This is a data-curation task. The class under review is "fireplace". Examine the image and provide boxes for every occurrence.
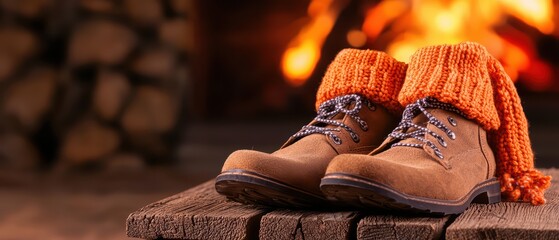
[0,0,558,171]
[196,0,559,121]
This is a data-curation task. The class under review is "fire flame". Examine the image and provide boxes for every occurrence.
[368,0,555,88]
[282,40,320,84]
[281,0,555,90]
[500,0,554,34]
[281,0,348,87]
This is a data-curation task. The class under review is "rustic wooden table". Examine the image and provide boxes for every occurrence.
[127,168,559,240]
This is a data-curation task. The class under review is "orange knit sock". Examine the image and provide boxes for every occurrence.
[315,49,407,113]
[400,42,551,205]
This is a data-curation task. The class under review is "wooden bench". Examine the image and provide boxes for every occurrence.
[127,169,559,240]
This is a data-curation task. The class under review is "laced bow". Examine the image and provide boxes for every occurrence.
[292,94,372,144]
[389,97,464,160]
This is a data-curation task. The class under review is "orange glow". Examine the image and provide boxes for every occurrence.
[502,41,530,72]
[281,40,320,86]
[281,0,348,86]
[384,0,498,62]
[387,38,422,63]
[362,1,408,39]
[500,0,554,34]
[361,0,555,83]
[283,0,555,87]
[500,42,530,82]
[346,29,367,48]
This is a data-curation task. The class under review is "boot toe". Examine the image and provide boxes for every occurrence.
[221,149,323,195]
[324,153,461,200]
[325,154,406,187]
[222,149,277,173]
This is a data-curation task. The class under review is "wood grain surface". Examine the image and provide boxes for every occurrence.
[127,180,269,240]
[357,214,450,240]
[127,169,559,240]
[259,210,360,240]
[446,168,559,240]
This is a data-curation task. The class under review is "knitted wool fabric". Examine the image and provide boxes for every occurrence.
[400,42,551,205]
[315,49,407,113]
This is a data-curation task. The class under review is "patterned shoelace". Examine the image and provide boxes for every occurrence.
[389,97,465,159]
[291,94,372,145]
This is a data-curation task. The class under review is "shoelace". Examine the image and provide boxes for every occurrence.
[291,94,372,145]
[389,97,465,159]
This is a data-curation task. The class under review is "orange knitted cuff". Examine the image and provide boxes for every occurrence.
[400,42,551,205]
[315,49,407,114]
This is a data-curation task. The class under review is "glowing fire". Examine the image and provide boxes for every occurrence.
[369,0,555,88]
[281,0,348,87]
[282,40,320,84]
[500,0,554,34]
[281,0,556,90]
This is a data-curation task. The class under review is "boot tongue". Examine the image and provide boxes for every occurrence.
[283,101,356,148]
[394,109,430,145]
[332,102,356,120]
[412,112,429,128]
[315,102,355,128]
[329,111,346,121]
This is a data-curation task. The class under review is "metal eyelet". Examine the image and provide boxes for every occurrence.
[360,121,368,131]
[350,132,360,143]
[448,116,457,126]
[438,138,447,147]
[447,131,456,140]
[331,135,342,145]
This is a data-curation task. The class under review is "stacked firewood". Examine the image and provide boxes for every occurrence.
[0,0,195,171]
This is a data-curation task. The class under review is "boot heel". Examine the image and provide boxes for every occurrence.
[472,180,501,204]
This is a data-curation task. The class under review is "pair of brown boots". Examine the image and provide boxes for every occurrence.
[215,42,550,215]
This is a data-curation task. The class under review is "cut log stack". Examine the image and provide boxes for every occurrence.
[0,0,196,171]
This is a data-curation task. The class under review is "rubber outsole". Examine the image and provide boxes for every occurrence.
[215,169,329,209]
[320,173,501,215]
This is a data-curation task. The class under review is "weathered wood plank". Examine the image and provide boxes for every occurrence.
[126,180,269,240]
[127,168,559,240]
[446,168,559,240]
[259,210,360,240]
[259,210,303,240]
[357,214,450,240]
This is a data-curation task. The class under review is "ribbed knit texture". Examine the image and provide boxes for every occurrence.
[400,42,551,205]
[315,49,407,114]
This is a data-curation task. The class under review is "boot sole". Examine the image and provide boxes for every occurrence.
[215,169,328,208]
[320,173,501,215]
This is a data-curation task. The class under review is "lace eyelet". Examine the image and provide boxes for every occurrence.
[448,131,456,140]
[448,116,457,126]
[292,94,367,144]
[438,138,447,147]
[350,133,360,143]
[331,135,342,145]
[360,122,368,131]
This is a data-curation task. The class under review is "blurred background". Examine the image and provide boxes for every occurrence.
[0,0,558,239]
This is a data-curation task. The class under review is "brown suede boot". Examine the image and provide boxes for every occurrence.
[321,97,501,214]
[321,42,551,214]
[215,49,407,208]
